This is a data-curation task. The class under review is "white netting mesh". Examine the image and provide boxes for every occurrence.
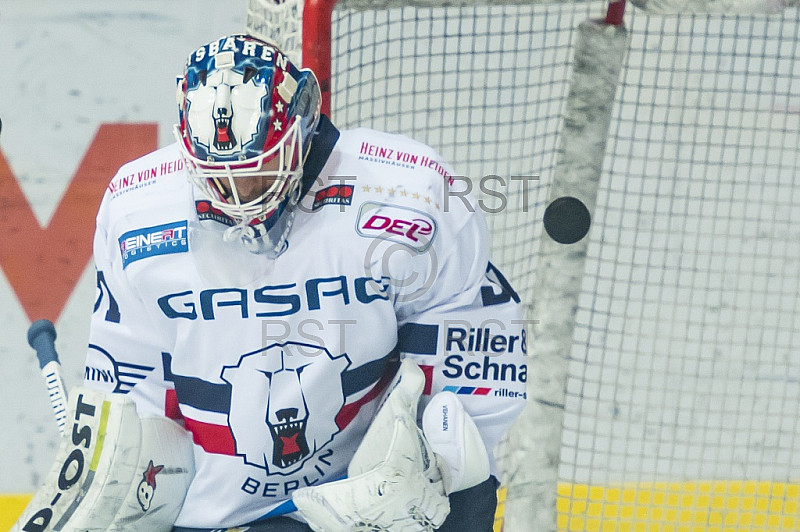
[247,0,304,65]
[327,4,800,530]
[248,0,800,528]
[329,4,591,307]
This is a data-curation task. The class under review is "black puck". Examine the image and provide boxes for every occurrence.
[543,196,591,244]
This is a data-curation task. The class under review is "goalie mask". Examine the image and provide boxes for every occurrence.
[175,34,321,227]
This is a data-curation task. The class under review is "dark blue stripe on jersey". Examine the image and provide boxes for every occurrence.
[302,114,340,195]
[398,323,439,355]
[162,353,231,414]
[481,261,521,306]
[340,347,399,398]
[175,379,231,414]
[162,352,175,380]
[162,348,399,415]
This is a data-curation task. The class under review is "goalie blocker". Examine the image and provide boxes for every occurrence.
[12,387,194,532]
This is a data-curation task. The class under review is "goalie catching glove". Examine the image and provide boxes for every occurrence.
[292,359,490,531]
[12,387,194,532]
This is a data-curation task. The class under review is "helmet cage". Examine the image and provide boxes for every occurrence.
[175,116,304,223]
[175,34,320,225]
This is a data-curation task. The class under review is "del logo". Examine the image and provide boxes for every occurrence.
[119,221,188,268]
[222,342,350,476]
[312,184,354,210]
[356,202,437,252]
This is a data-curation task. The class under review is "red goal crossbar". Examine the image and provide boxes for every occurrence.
[302,0,337,116]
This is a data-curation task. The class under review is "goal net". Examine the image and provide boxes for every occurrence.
[248,0,800,530]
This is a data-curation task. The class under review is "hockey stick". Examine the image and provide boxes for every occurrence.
[27,319,69,436]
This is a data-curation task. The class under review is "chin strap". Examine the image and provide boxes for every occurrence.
[223,206,295,258]
[203,115,340,258]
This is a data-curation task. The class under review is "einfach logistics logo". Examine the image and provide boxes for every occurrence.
[119,221,188,268]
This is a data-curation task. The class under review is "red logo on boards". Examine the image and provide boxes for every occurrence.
[0,124,157,322]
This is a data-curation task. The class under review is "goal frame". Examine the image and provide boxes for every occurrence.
[246,0,800,529]
[303,0,337,115]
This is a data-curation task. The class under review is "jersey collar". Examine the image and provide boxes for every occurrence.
[299,114,340,197]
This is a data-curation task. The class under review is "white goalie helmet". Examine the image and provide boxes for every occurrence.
[174,34,321,225]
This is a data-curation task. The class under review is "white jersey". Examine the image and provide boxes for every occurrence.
[85,118,527,528]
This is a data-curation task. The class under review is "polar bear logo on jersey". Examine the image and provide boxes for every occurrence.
[222,342,350,475]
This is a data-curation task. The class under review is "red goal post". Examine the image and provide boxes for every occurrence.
[248,0,800,530]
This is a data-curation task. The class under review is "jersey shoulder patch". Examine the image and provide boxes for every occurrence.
[332,129,476,232]
[354,200,438,252]
[338,128,455,187]
[106,143,188,204]
[97,143,194,272]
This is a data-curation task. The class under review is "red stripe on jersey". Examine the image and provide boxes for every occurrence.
[335,367,395,430]
[164,389,183,421]
[418,365,434,395]
[183,417,237,455]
